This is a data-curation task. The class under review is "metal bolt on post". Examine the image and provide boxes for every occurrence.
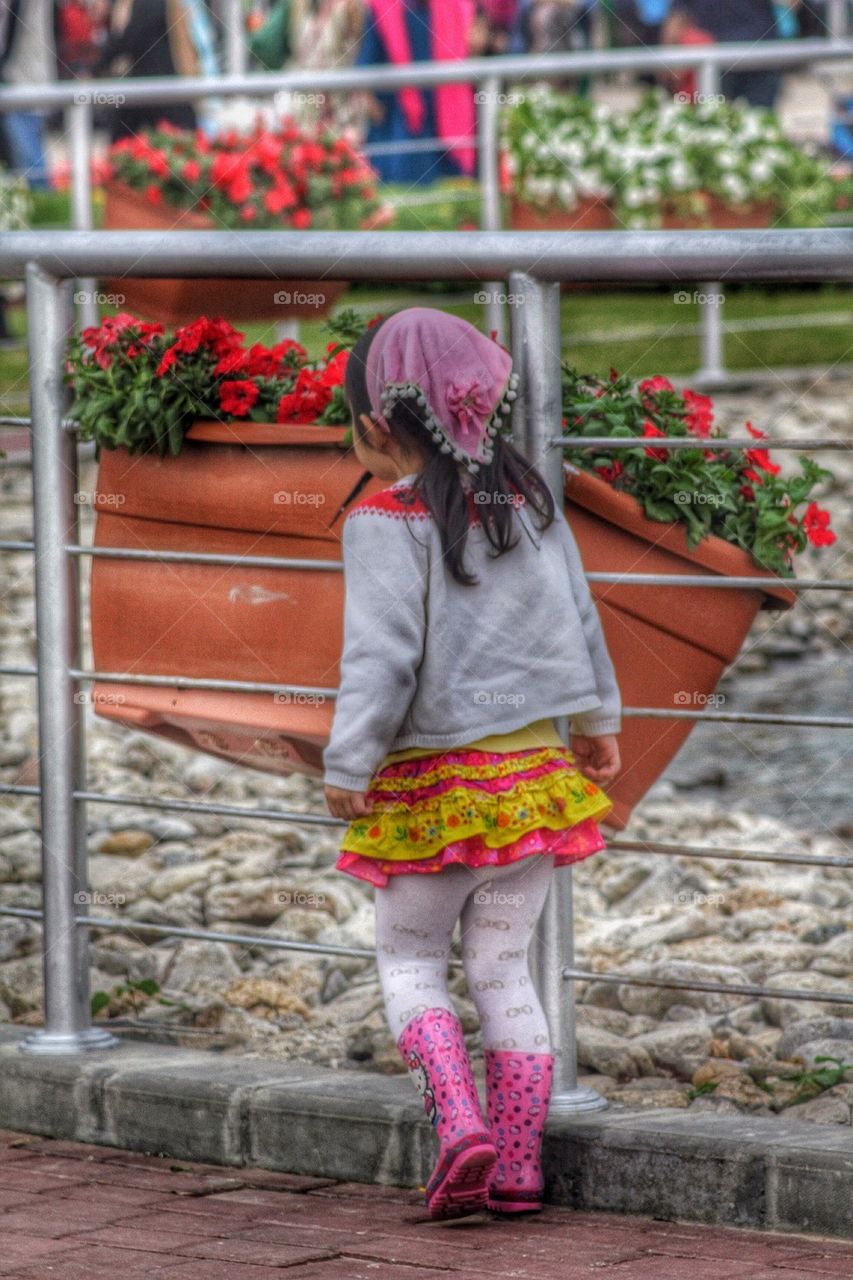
[18,266,119,1054]
[509,271,606,1114]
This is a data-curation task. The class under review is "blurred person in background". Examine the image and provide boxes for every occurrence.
[606,0,670,50]
[95,0,216,140]
[510,0,595,54]
[0,0,57,189]
[355,0,477,185]
[56,0,108,76]
[472,0,519,55]
[249,0,364,129]
[662,0,782,108]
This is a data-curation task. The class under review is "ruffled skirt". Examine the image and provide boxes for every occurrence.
[335,744,613,887]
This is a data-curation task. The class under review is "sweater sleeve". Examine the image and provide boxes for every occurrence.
[555,508,622,737]
[322,509,428,791]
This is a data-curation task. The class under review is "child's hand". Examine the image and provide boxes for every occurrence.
[325,785,373,820]
[570,733,621,785]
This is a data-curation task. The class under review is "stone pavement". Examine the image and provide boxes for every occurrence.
[1,1129,852,1280]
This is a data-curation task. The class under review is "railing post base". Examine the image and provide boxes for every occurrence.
[18,1026,122,1055]
[548,1085,609,1116]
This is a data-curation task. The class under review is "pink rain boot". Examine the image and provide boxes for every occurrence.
[484,1050,554,1212]
[397,1007,497,1220]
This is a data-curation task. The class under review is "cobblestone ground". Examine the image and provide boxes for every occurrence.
[0,1129,851,1280]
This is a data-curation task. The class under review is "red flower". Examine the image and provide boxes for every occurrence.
[739,484,755,502]
[742,467,762,484]
[745,446,780,475]
[219,379,259,417]
[682,388,714,438]
[276,368,333,422]
[146,149,169,178]
[263,187,293,214]
[745,421,767,439]
[182,159,201,182]
[144,184,163,205]
[642,420,669,462]
[240,203,257,221]
[639,374,674,398]
[214,350,250,376]
[802,501,836,547]
[81,313,152,369]
[291,208,312,229]
[156,316,243,375]
[244,339,305,377]
[174,316,243,357]
[595,459,624,484]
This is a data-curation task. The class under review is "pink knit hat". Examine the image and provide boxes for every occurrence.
[364,308,518,473]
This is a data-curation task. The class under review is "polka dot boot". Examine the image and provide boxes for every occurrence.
[484,1049,554,1212]
[397,1007,497,1220]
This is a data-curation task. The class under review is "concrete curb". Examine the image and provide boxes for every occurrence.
[1,1026,850,1239]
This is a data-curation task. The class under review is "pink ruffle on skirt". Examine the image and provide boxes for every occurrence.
[336,814,607,887]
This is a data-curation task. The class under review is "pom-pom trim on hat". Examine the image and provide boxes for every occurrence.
[377,370,520,474]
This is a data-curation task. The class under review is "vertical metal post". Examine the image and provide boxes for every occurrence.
[477,73,506,344]
[66,99,98,333]
[508,271,606,1114]
[19,265,119,1055]
[695,59,726,387]
[225,0,247,75]
[827,0,847,37]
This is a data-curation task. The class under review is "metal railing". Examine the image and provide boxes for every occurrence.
[0,229,851,1117]
[1,37,852,373]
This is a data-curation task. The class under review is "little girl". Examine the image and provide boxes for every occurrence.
[323,307,621,1221]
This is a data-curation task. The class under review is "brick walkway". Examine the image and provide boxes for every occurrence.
[0,1129,851,1279]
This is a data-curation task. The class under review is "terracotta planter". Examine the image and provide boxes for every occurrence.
[90,439,797,829]
[90,422,383,777]
[661,193,776,230]
[101,180,352,325]
[510,195,615,232]
[562,464,796,829]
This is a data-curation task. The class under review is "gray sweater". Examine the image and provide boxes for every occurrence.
[322,475,622,792]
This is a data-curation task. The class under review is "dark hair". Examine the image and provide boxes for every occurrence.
[344,316,555,587]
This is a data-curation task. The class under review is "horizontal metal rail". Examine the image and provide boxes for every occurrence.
[3,229,853,282]
[0,786,847,867]
[0,908,379,963]
[7,422,851,453]
[69,545,344,572]
[558,437,853,451]
[563,966,853,1006]
[0,782,848,867]
[0,40,847,111]
[2,904,849,1001]
[68,668,337,698]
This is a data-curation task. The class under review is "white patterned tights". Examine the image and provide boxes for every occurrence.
[374,855,555,1052]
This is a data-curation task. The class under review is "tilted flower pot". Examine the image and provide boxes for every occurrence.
[562,464,796,829]
[101,180,358,325]
[90,422,383,776]
[90,440,795,829]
